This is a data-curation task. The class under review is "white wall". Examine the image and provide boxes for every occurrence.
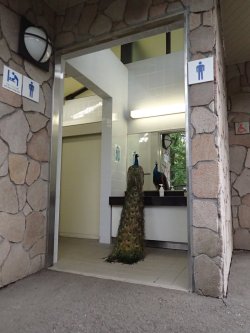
[67,50,128,243]
[126,51,185,190]
[63,95,102,126]
[67,50,128,196]
[127,51,185,134]
[127,51,184,112]
[112,206,188,244]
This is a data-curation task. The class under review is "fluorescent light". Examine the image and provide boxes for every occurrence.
[139,133,149,143]
[130,103,185,119]
[71,101,102,120]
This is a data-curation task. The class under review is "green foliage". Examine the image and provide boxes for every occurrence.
[169,132,186,188]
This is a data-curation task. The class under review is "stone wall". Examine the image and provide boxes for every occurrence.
[55,0,186,53]
[189,0,232,297]
[0,0,55,287]
[227,62,250,250]
[0,0,234,298]
[214,3,232,293]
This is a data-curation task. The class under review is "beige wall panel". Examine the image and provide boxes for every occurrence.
[59,134,101,239]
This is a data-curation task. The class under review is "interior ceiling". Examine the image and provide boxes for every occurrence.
[64,33,170,99]
[64,77,84,98]
[220,0,250,65]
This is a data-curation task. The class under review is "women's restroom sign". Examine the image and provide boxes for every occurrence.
[188,57,214,85]
[235,122,250,135]
[2,65,39,103]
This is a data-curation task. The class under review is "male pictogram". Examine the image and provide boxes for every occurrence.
[29,81,34,98]
[196,61,205,80]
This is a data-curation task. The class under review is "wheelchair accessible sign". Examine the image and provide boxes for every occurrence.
[188,57,214,85]
[2,65,39,103]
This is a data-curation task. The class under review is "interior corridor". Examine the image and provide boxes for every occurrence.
[51,237,188,291]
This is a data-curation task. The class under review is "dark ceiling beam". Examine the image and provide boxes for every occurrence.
[121,42,133,64]
[166,32,171,54]
[65,87,88,100]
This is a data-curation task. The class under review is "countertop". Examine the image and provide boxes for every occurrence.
[109,191,187,207]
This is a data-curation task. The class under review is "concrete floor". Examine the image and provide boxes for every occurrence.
[51,237,188,291]
[0,251,249,332]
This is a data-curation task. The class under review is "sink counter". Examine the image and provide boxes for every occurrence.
[109,191,187,207]
[109,191,188,248]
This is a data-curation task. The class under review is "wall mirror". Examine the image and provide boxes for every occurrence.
[127,131,186,191]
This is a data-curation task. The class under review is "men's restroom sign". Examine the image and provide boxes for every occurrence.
[114,144,121,162]
[188,57,214,85]
[2,66,22,95]
[22,75,39,102]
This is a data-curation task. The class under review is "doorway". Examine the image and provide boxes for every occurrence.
[50,20,191,292]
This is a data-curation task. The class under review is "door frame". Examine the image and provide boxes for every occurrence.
[47,11,194,292]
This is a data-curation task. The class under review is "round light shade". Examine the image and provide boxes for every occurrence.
[24,26,52,63]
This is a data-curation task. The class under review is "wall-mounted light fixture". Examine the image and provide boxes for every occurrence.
[130,103,185,119]
[18,17,52,71]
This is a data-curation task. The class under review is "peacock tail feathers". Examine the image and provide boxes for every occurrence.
[107,154,145,264]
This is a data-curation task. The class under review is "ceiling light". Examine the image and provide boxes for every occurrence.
[130,103,185,119]
[139,137,149,143]
[139,133,149,143]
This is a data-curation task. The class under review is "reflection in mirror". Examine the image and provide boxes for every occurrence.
[161,132,186,190]
[127,131,186,191]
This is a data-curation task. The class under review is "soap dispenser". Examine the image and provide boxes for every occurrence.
[159,184,164,197]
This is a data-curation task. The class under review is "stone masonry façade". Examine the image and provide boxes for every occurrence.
[227,62,250,250]
[0,0,234,298]
[55,0,186,53]
[189,0,232,297]
[0,0,55,287]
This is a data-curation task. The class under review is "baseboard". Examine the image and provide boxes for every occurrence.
[59,232,99,240]
[111,237,188,250]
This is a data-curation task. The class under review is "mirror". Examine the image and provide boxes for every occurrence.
[127,131,186,191]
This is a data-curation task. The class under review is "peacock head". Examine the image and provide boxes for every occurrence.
[134,153,139,166]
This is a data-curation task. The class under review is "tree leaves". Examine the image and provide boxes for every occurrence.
[169,132,186,188]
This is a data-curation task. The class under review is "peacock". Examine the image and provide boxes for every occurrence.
[153,162,169,190]
[106,153,145,264]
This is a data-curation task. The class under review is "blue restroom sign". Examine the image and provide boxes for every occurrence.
[22,75,39,103]
[114,144,121,162]
[2,66,22,95]
[188,57,214,85]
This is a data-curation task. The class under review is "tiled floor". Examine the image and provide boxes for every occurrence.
[51,237,189,291]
